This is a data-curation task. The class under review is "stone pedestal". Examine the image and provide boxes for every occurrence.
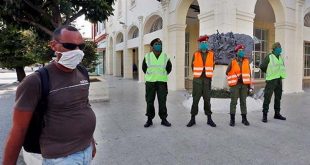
[212,65,228,89]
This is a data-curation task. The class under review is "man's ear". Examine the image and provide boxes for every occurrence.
[49,40,57,51]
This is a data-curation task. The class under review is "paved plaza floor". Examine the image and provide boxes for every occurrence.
[90,76,310,165]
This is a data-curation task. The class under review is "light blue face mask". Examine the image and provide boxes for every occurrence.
[237,50,245,58]
[199,42,208,52]
[274,47,282,55]
[153,43,162,52]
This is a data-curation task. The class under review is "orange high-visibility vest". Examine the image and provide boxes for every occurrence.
[227,58,251,87]
[192,51,214,78]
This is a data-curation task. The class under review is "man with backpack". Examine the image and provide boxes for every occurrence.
[3,25,96,165]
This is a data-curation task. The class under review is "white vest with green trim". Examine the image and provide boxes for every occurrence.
[266,53,286,80]
[144,52,169,82]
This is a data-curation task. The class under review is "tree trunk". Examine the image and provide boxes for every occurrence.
[16,67,26,82]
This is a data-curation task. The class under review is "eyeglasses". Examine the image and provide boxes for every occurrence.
[56,41,85,50]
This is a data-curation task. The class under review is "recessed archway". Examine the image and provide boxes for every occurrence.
[128,26,139,39]
[184,0,200,90]
[144,15,163,35]
[116,32,124,44]
[253,0,276,80]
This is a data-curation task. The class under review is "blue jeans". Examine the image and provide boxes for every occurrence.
[43,145,92,165]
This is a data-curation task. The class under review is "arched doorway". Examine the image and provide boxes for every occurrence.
[128,25,139,80]
[253,0,276,81]
[143,14,163,56]
[185,0,199,90]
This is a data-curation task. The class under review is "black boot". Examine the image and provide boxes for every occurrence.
[229,114,235,127]
[187,116,196,127]
[241,114,250,126]
[262,112,268,123]
[274,113,286,120]
[144,118,153,127]
[207,115,216,127]
[161,118,171,127]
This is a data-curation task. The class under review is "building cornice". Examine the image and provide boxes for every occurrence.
[297,0,305,6]
[275,22,297,30]
[161,0,170,10]
[236,9,255,23]
[168,24,186,31]
[198,10,215,22]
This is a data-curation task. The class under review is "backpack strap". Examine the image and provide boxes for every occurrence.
[77,64,90,83]
[36,67,50,102]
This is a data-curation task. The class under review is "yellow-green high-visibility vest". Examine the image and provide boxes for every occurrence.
[266,53,286,81]
[144,52,169,82]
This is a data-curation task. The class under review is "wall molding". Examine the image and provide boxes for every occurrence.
[236,9,255,23]
[168,24,186,31]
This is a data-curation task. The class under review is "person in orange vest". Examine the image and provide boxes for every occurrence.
[226,44,251,126]
[186,35,216,127]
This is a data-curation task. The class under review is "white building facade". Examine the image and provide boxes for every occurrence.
[95,0,310,93]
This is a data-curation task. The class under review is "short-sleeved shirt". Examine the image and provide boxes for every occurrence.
[14,62,96,159]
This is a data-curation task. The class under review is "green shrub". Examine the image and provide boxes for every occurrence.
[210,89,231,98]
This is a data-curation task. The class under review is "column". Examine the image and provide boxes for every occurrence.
[168,24,187,90]
[112,31,117,76]
[161,0,170,53]
[106,37,113,75]
[275,21,302,93]
[138,16,144,82]
[123,24,133,79]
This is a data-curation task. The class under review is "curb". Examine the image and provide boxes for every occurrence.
[89,97,109,103]
[0,82,19,91]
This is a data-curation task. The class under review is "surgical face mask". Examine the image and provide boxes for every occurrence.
[237,50,245,58]
[153,43,162,52]
[199,42,208,52]
[274,47,282,55]
[57,49,84,69]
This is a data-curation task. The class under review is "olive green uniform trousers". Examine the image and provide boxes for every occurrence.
[230,83,248,115]
[263,78,283,114]
[145,81,168,119]
[191,77,212,116]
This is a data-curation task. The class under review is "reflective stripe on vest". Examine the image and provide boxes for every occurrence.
[192,51,214,78]
[266,54,286,81]
[226,58,251,87]
[144,52,168,82]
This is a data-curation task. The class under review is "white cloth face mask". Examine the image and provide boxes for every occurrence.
[57,50,84,69]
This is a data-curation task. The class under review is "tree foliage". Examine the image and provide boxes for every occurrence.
[0,0,114,39]
[0,23,36,69]
[81,40,99,72]
[0,22,39,81]
[0,0,113,80]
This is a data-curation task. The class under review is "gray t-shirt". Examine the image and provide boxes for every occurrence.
[14,62,96,158]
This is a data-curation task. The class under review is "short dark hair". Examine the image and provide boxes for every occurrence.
[52,25,79,40]
[272,42,281,50]
[150,38,161,47]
